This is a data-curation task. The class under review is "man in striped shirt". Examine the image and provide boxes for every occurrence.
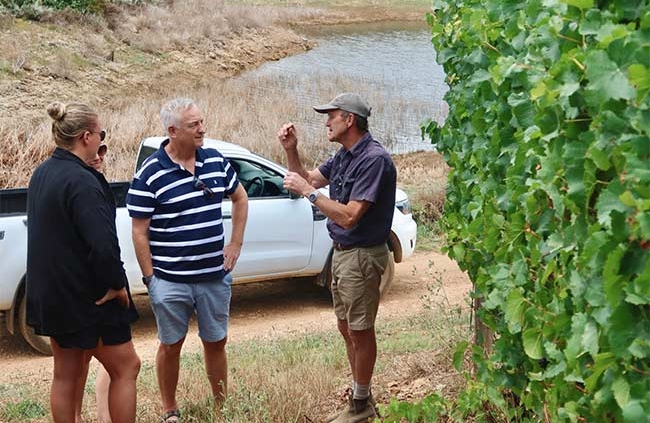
[126,98,248,422]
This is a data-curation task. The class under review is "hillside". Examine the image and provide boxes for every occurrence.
[0,1,432,188]
[0,2,427,124]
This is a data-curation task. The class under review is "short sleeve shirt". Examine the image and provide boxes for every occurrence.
[319,133,396,247]
[126,139,239,283]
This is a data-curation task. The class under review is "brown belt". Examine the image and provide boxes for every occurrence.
[332,241,356,251]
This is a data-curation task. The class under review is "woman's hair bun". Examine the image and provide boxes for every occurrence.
[46,102,66,121]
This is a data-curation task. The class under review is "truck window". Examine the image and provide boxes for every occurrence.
[135,146,158,172]
[228,159,288,199]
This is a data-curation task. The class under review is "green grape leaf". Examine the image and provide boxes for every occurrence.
[612,377,630,408]
[596,182,627,227]
[622,400,645,422]
[523,327,544,360]
[588,143,612,170]
[585,51,635,102]
[505,288,526,333]
[604,245,625,306]
[452,341,469,371]
[628,64,650,100]
[582,320,599,357]
[564,0,594,10]
[585,352,615,391]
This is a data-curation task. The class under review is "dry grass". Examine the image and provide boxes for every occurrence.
[394,151,449,222]
[0,0,442,189]
[1,309,470,423]
[0,0,449,234]
[0,71,447,188]
[113,0,270,52]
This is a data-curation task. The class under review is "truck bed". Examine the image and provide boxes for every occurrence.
[0,182,131,215]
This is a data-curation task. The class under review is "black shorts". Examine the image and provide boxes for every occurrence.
[53,322,132,349]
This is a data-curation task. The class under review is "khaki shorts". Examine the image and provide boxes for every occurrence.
[331,244,389,330]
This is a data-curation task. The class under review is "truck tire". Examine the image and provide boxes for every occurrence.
[18,295,52,356]
[379,251,395,297]
[316,248,395,298]
[314,252,333,290]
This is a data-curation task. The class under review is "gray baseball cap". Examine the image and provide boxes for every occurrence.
[313,93,372,118]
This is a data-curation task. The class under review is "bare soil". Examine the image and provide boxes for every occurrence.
[0,251,472,403]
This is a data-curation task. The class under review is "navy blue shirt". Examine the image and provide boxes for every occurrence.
[319,133,396,247]
[126,139,239,283]
[27,148,137,336]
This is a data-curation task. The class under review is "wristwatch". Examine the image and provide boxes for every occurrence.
[142,274,153,286]
[307,190,319,203]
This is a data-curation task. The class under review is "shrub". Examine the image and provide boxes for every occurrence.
[387,0,650,421]
[0,0,145,18]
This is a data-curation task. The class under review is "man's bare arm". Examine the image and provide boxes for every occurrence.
[312,198,371,229]
[223,184,248,272]
[283,171,370,228]
[131,217,153,277]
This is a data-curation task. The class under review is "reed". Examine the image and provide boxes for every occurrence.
[0,0,442,186]
[0,71,445,187]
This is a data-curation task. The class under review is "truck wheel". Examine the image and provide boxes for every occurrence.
[18,295,52,356]
[314,252,333,290]
[379,251,395,297]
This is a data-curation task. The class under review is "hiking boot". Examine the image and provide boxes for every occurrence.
[324,395,353,423]
[330,398,377,423]
[325,392,377,423]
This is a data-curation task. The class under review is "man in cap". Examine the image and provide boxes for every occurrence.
[278,92,397,423]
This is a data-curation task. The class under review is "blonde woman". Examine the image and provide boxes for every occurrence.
[26,102,140,423]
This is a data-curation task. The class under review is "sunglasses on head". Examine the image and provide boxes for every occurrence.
[193,176,214,198]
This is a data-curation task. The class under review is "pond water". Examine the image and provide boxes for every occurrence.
[237,21,448,155]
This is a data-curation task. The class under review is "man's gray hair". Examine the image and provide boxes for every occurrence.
[160,98,197,132]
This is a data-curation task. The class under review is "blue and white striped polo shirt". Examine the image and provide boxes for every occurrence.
[126,139,239,283]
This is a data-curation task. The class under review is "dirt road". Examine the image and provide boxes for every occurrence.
[0,251,471,386]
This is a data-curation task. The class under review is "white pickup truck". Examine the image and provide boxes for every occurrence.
[0,137,417,355]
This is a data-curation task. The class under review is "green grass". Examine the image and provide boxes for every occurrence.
[0,385,48,422]
[1,401,47,421]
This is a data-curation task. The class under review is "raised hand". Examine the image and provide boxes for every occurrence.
[277,122,297,150]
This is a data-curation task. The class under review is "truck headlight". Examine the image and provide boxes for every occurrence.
[395,198,411,215]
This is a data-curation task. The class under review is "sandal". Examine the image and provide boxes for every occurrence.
[160,409,181,423]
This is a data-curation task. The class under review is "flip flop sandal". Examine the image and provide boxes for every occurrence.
[160,409,181,423]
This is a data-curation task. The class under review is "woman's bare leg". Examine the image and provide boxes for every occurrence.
[74,352,93,423]
[95,365,112,423]
[94,340,140,423]
[51,338,86,423]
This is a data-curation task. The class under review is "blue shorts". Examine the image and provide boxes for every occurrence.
[147,273,232,345]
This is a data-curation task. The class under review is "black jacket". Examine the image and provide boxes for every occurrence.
[26,148,137,336]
